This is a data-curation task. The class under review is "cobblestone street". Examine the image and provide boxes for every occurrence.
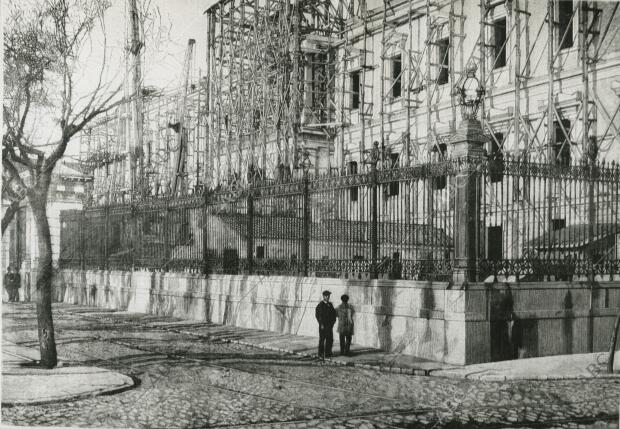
[2,303,620,429]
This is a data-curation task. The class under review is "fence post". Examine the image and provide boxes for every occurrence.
[202,191,209,276]
[450,118,487,286]
[103,206,109,271]
[370,162,378,280]
[587,141,597,353]
[246,188,254,275]
[302,170,310,277]
[129,204,138,271]
[80,209,85,271]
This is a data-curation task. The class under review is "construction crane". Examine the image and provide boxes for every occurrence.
[170,38,196,195]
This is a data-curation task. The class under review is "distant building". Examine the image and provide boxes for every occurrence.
[1,162,92,300]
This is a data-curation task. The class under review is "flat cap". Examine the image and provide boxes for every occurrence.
[322,290,331,296]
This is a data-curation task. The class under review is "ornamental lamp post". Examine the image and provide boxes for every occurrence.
[455,65,485,121]
[298,149,313,175]
[451,65,487,158]
[450,64,488,287]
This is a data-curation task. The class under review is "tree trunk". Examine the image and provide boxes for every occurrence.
[28,175,57,369]
[608,310,620,373]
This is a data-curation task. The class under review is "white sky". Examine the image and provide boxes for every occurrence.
[77,0,207,99]
[31,0,207,158]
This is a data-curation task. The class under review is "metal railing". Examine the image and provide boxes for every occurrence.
[60,156,620,282]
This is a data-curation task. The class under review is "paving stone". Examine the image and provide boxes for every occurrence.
[2,302,619,428]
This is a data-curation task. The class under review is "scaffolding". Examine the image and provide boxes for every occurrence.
[203,0,350,187]
[77,0,620,204]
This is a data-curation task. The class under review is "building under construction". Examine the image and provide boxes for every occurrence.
[61,0,620,363]
[82,0,620,194]
[72,0,620,274]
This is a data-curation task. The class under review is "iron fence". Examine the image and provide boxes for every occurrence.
[60,156,620,282]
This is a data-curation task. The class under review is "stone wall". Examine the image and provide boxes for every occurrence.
[52,269,620,365]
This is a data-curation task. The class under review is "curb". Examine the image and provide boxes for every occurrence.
[1,373,137,407]
[427,370,620,381]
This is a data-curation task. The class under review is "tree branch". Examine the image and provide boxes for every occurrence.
[45,87,124,170]
[2,156,29,191]
[1,200,21,236]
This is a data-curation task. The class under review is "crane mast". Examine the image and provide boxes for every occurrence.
[171,38,196,195]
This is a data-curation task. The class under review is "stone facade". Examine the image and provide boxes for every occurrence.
[53,269,620,365]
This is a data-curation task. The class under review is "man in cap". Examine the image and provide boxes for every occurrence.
[315,290,337,359]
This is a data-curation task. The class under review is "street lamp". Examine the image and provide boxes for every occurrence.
[297,148,312,174]
[363,141,390,169]
[455,65,484,121]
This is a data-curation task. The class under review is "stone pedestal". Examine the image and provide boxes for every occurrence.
[450,119,487,286]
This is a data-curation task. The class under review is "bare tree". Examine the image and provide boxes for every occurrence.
[3,0,125,368]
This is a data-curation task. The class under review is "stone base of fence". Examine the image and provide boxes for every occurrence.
[51,269,620,365]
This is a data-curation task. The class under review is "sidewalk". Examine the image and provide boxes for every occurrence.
[143,316,620,380]
[2,341,135,406]
[214,330,620,380]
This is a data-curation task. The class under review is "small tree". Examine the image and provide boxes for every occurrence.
[3,0,124,368]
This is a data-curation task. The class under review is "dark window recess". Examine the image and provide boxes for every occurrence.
[487,226,503,260]
[389,152,399,168]
[513,175,531,202]
[437,38,450,85]
[554,120,571,166]
[348,161,359,202]
[256,246,265,259]
[493,18,507,68]
[432,143,447,190]
[558,1,574,50]
[489,133,505,183]
[351,71,360,109]
[552,219,566,231]
[391,55,402,98]
[177,212,191,244]
[222,248,239,274]
[253,110,261,130]
[387,153,399,196]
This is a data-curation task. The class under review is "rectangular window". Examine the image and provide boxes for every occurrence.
[493,18,507,68]
[348,161,358,202]
[391,55,402,98]
[350,71,360,109]
[256,246,265,259]
[490,133,504,183]
[432,143,447,190]
[437,38,449,85]
[558,1,574,50]
[487,226,503,260]
[388,153,399,196]
[552,219,566,231]
[554,120,571,166]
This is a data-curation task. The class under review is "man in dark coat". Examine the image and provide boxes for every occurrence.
[11,267,20,302]
[315,290,337,358]
[4,266,14,302]
[4,266,20,302]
